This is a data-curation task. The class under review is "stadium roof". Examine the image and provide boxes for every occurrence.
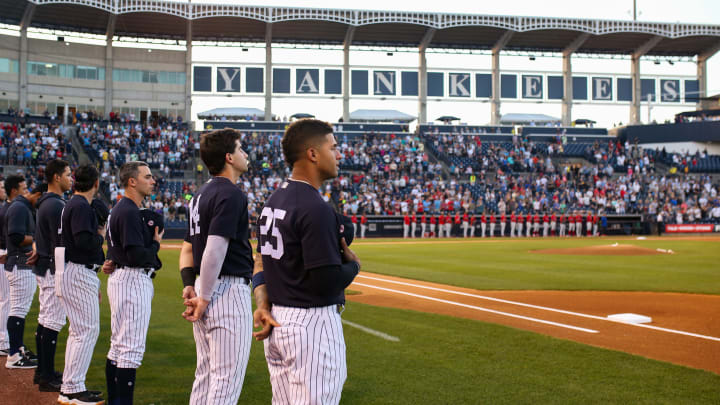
[3,1,720,57]
[350,109,416,123]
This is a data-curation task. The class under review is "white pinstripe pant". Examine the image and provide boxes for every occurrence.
[37,271,67,332]
[265,305,347,405]
[0,263,9,350]
[107,267,154,369]
[7,266,37,318]
[190,276,252,405]
[57,262,101,394]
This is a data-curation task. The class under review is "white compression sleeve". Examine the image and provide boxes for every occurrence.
[195,235,230,301]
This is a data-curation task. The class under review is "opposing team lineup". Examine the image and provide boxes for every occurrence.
[398,211,602,238]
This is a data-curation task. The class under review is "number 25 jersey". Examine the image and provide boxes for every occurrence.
[257,179,343,308]
[185,176,254,279]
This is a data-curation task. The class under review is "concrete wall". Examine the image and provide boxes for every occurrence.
[0,34,187,115]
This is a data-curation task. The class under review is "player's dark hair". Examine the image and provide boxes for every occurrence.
[74,164,99,192]
[119,161,149,188]
[282,119,334,168]
[45,159,70,184]
[4,174,25,197]
[200,128,242,175]
[31,183,48,195]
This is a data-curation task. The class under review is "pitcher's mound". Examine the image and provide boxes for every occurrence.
[533,244,663,256]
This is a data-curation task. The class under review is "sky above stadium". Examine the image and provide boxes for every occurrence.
[183,0,720,24]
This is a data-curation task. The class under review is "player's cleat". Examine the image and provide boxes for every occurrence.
[20,346,38,361]
[58,391,105,405]
[0,348,8,356]
[5,352,38,369]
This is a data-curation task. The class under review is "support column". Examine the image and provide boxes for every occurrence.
[418,29,435,125]
[342,27,355,122]
[105,15,116,119]
[630,54,641,125]
[630,36,662,125]
[264,23,272,121]
[18,3,35,113]
[697,42,720,110]
[561,33,589,127]
[185,19,193,123]
[491,31,513,125]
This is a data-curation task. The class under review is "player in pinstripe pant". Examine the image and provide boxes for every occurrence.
[180,128,257,404]
[255,119,360,405]
[0,180,9,357]
[56,164,106,405]
[104,161,163,405]
[33,159,73,392]
[4,175,45,369]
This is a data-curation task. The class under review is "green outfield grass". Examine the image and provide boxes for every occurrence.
[19,237,720,404]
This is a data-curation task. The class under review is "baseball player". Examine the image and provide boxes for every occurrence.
[402,213,410,238]
[56,164,106,405]
[461,211,469,238]
[410,212,417,238]
[0,180,9,357]
[255,119,360,405]
[500,213,506,237]
[593,213,600,236]
[420,213,427,238]
[104,161,163,405]
[4,175,45,369]
[559,213,566,237]
[586,212,593,237]
[526,213,532,237]
[33,159,73,391]
[568,212,575,236]
[576,212,583,237]
[543,213,550,237]
[550,212,557,237]
[516,213,523,237]
[489,213,496,237]
[480,213,487,237]
[533,212,541,237]
[350,214,357,239]
[469,215,476,237]
[179,128,255,404]
[429,214,437,237]
[510,212,516,238]
[360,214,367,238]
[437,214,445,238]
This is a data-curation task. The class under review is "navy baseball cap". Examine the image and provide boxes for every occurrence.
[140,209,164,233]
[91,198,110,226]
[337,213,354,246]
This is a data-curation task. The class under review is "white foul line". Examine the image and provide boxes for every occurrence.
[352,282,598,334]
[342,319,400,342]
[356,275,720,343]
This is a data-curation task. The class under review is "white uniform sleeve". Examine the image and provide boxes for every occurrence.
[195,235,230,301]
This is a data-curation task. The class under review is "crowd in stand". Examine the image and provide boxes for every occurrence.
[0,121,72,167]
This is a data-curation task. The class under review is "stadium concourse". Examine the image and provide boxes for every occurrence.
[1,112,718,237]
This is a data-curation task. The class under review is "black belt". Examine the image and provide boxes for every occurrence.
[218,274,250,285]
[117,266,157,279]
[66,261,100,272]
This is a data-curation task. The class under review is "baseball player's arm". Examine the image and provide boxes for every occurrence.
[183,235,228,322]
[252,253,279,341]
[179,241,196,316]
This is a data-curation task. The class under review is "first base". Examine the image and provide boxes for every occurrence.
[607,313,652,324]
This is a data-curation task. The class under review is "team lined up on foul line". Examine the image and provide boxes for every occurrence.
[347,212,603,238]
[1,119,361,405]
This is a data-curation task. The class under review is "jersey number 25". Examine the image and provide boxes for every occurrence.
[259,207,286,260]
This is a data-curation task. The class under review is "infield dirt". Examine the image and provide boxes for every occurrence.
[349,272,720,374]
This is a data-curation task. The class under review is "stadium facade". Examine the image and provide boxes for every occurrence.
[0,1,718,126]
